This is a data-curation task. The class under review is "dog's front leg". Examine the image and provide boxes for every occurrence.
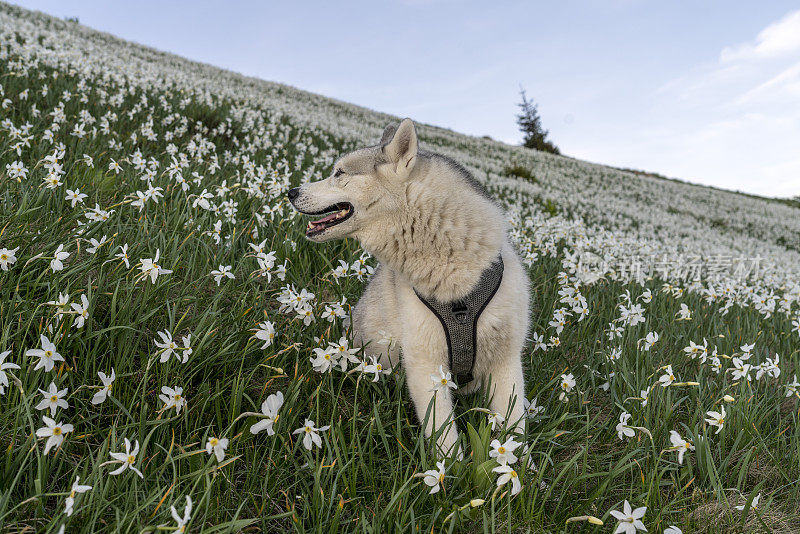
[402,349,460,457]
[487,354,526,437]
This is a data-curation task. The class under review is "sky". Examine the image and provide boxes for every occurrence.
[9,1,800,198]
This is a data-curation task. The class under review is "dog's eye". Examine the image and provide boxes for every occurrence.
[334,168,344,177]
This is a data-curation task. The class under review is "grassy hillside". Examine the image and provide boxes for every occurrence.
[1,3,799,533]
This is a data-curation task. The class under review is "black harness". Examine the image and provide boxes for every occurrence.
[414,255,504,386]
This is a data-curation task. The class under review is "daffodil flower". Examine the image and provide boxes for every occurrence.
[26,334,64,372]
[35,381,69,416]
[108,438,143,478]
[64,476,92,516]
[609,500,647,534]
[36,416,73,454]
[206,436,229,462]
[293,419,330,450]
[492,463,521,495]
[250,391,284,435]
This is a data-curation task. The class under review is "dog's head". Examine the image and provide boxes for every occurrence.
[288,118,418,242]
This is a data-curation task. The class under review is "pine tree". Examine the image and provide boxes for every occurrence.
[516,88,560,155]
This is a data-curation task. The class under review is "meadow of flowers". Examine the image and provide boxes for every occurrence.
[1,3,799,532]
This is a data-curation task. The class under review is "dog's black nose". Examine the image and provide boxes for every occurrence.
[287,187,300,201]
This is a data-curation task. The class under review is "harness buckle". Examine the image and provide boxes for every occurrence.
[451,301,469,324]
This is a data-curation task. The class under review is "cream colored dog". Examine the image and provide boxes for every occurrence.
[288,119,530,455]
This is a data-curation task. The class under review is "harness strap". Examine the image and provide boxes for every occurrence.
[414,255,504,386]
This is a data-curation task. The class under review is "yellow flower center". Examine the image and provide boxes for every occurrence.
[210,438,218,446]
[440,378,447,385]
[0,254,6,260]
[51,395,58,402]
[45,350,53,357]
[127,455,135,464]
[510,470,518,479]
[376,364,382,371]
[305,426,312,433]
[498,447,506,454]
[53,427,62,435]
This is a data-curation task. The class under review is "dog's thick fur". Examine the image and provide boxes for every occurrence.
[289,119,530,454]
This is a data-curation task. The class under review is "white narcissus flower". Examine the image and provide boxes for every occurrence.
[138,249,172,284]
[523,397,544,418]
[169,496,192,533]
[35,381,69,416]
[64,476,92,516]
[206,436,229,462]
[310,346,335,373]
[609,500,647,534]
[114,244,131,268]
[658,365,676,387]
[421,460,446,494]
[668,430,694,465]
[250,391,284,435]
[489,438,522,465]
[735,492,760,511]
[0,350,21,395]
[65,188,87,207]
[293,419,330,450]
[91,369,115,404]
[0,246,19,270]
[109,438,143,478]
[252,320,276,349]
[705,406,726,434]
[739,343,755,360]
[362,356,391,382]
[155,330,179,363]
[430,365,457,392]
[50,244,70,272]
[180,334,192,361]
[70,294,90,329]
[26,334,65,372]
[36,416,73,454]
[729,357,752,382]
[485,411,505,433]
[492,463,521,495]
[785,375,800,398]
[664,527,682,534]
[638,331,658,351]
[159,386,187,415]
[209,264,234,285]
[616,412,635,440]
[331,337,360,372]
[559,373,575,401]
[86,235,108,254]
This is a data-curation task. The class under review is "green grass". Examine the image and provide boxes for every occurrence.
[0,30,799,534]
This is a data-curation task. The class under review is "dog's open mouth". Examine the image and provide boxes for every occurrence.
[303,202,354,236]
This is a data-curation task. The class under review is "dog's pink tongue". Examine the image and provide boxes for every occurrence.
[312,212,339,225]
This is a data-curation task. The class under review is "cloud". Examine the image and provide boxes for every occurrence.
[720,10,800,63]
[614,9,800,197]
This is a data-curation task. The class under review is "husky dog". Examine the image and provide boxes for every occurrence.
[288,119,530,455]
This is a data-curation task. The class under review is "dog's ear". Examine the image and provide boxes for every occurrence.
[382,118,418,177]
[380,123,397,145]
